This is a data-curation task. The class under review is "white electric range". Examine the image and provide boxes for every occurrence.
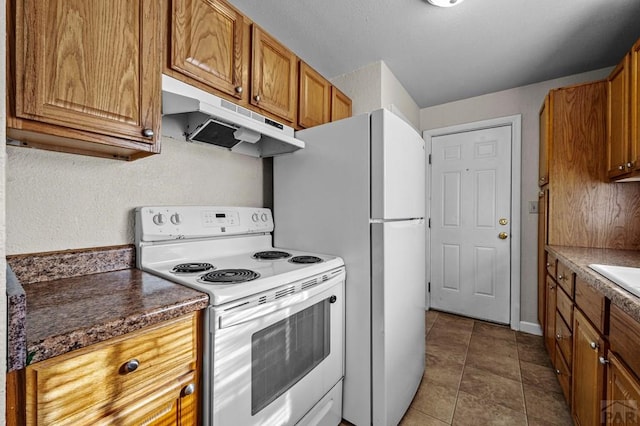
[135,206,345,426]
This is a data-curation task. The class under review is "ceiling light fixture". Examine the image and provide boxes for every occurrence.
[427,0,465,7]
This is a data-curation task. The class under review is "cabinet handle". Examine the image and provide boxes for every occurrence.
[254,94,261,102]
[618,164,625,171]
[538,191,544,198]
[558,274,564,281]
[556,333,562,340]
[546,262,551,267]
[142,128,154,138]
[590,341,599,350]
[124,359,140,373]
[235,86,243,94]
[549,284,556,290]
[599,356,609,365]
[182,383,196,397]
[555,369,561,375]
[627,162,634,169]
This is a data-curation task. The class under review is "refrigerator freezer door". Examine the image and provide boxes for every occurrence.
[371,219,426,425]
[371,109,426,220]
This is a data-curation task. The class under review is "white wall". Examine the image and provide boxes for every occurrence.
[331,60,420,129]
[420,67,612,326]
[6,135,269,254]
[380,62,420,129]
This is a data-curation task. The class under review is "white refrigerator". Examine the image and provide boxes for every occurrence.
[273,109,426,426]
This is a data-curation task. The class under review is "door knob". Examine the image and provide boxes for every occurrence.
[499,218,508,225]
[498,232,509,240]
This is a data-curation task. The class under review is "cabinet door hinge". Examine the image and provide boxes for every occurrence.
[428,218,431,228]
[428,154,432,165]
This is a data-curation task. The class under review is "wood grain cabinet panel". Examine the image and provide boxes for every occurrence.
[169,0,248,101]
[539,94,551,186]
[251,26,298,123]
[25,312,199,425]
[331,86,352,122]
[632,38,640,173]
[609,304,640,379]
[606,352,640,426]
[572,308,607,426]
[554,310,572,369]
[575,277,608,334]
[9,0,161,159]
[298,61,331,128]
[607,55,631,179]
[537,195,548,327]
[556,261,575,298]
[544,275,557,365]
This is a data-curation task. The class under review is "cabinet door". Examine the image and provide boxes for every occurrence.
[544,275,557,365]
[298,61,331,128]
[606,352,640,426]
[632,39,640,172]
[607,55,631,179]
[14,0,160,144]
[251,26,298,123]
[170,0,247,100]
[537,190,549,326]
[572,309,606,426]
[331,86,353,122]
[539,94,551,186]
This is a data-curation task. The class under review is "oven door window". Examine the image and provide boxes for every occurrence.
[251,298,331,415]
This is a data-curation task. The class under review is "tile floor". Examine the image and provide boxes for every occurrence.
[399,310,573,425]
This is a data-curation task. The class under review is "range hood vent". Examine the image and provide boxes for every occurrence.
[161,75,304,157]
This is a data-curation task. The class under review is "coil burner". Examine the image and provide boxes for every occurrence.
[172,262,215,274]
[289,256,323,264]
[200,269,260,284]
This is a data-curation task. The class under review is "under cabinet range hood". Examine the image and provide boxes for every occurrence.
[161,75,304,157]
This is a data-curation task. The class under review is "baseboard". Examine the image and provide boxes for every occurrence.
[519,321,543,336]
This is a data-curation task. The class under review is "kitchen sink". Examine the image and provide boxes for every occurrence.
[589,264,640,298]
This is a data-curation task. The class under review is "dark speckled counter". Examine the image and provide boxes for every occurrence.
[6,245,208,370]
[547,245,640,323]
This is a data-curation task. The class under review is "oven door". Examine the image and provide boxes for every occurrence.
[211,269,345,426]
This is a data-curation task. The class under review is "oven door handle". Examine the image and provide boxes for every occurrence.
[217,272,344,329]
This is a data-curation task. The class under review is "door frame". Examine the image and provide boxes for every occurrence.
[423,114,522,331]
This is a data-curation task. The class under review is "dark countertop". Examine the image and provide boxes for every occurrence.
[547,245,640,323]
[6,245,209,370]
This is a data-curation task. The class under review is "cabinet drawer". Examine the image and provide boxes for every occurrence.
[610,304,640,379]
[546,251,558,278]
[555,311,573,369]
[555,342,572,405]
[575,277,607,334]
[556,261,575,297]
[556,286,573,328]
[26,312,198,425]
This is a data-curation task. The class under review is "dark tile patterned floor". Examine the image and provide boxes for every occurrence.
[398,310,573,425]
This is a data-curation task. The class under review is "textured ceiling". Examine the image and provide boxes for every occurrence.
[229,0,640,108]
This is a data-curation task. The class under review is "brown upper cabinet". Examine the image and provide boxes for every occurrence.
[251,26,298,124]
[168,0,250,102]
[331,86,353,122]
[606,38,640,181]
[539,94,551,186]
[298,61,331,128]
[8,0,162,160]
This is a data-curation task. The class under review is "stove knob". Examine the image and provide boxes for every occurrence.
[153,213,166,225]
[170,213,182,225]
[252,213,259,222]
[261,213,268,222]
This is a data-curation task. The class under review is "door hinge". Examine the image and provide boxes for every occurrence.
[428,154,432,164]
[428,218,431,228]
[428,282,431,292]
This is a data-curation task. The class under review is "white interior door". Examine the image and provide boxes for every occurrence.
[430,125,512,324]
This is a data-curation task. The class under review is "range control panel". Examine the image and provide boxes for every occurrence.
[135,206,273,242]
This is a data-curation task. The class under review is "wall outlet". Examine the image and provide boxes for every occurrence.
[529,200,539,214]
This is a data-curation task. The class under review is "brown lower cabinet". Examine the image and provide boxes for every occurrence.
[8,312,201,425]
[542,251,640,425]
[572,308,607,425]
